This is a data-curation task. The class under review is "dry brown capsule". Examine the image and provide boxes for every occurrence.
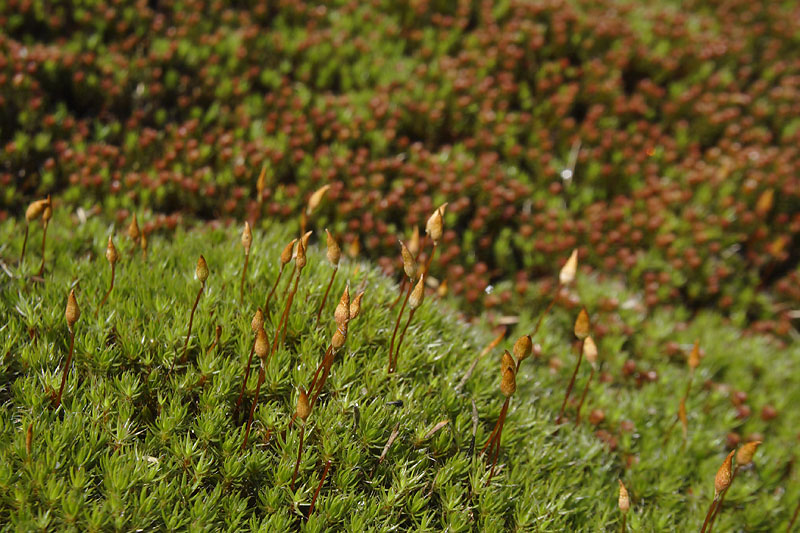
[400,240,418,280]
[714,450,736,497]
[754,188,774,218]
[349,291,364,321]
[241,222,252,254]
[307,184,331,215]
[334,285,351,327]
[326,229,341,267]
[295,239,307,269]
[736,440,761,467]
[301,230,313,251]
[618,480,630,513]
[251,308,265,333]
[196,255,209,283]
[42,202,53,224]
[408,275,425,310]
[513,335,532,364]
[501,350,516,375]
[331,327,347,351]
[559,249,578,285]
[584,336,598,367]
[688,340,700,370]
[408,226,421,256]
[500,367,516,397]
[65,289,80,331]
[254,327,269,360]
[296,388,311,421]
[574,308,590,339]
[127,213,140,242]
[281,238,298,266]
[425,203,447,244]
[25,198,50,222]
[106,236,119,265]
[140,230,148,257]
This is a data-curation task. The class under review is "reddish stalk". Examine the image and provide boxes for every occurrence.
[239,253,249,306]
[95,263,116,317]
[708,468,740,533]
[482,398,509,485]
[788,498,800,533]
[19,225,30,266]
[274,270,300,352]
[170,282,204,374]
[264,264,284,313]
[315,268,338,326]
[282,264,297,299]
[531,283,562,338]
[54,330,75,408]
[621,513,627,533]
[290,424,306,491]
[36,220,49,277]
[242,366,265,449]
[390,308,416,373]
[556,338,585,424]
[421,242,438,278]
[206,325,222,355]
[700,499,719,533]
[234,335,257,418]
[574,366,596,426]
[388,279,413,369]
[308,460,331,518]
[388,277,407,309]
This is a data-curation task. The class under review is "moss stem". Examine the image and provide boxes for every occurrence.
[20,224,29,267]
[242,365,265,449]
[264,264,284,314]
[388,278,413,371]
[234,333,257,419]
[700,498,719,533]
[36,221,49,277]
[390,307,416,373]
[239,252,249,306]
[171,282,204,374]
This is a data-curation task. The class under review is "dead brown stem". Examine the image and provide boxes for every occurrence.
[700,498,719,533]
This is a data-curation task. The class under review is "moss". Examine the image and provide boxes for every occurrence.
[0,213,797,531]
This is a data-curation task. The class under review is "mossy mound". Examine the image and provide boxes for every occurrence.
[0,213,797,531]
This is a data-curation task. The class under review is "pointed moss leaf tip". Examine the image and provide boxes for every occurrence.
[251,308,264,332]
[688,340,700,370]
[559,249,578,285]
[736,440,762,467]
[66,288,80,330]
[584,336,598,366]
[241,221,252,253]
[25,198,50,222]
[409,275,425,310]
[715,450,736,496]
[400,240,418,280]
[106,235,119,265]
[513,335,532,364]
[281,238,298,266]
[425,203,447,243]
[325,229,341,267]
[349,291,364,321]
[618,480,630,513]
[307,184,332,215]
[296,387,311,421]
[196,255,209,283]
[254,327,269,359]
[128,213,140,241]
[574,308,590,339]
